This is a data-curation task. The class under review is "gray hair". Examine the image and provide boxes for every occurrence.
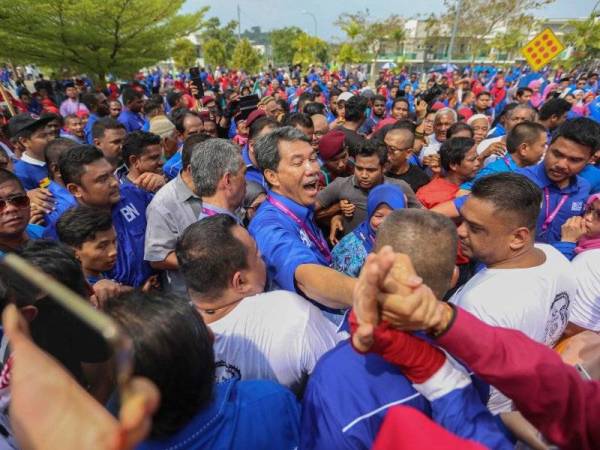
[190,138,244,197]
[507,104,537,121]
[435,107,457,123]
[254,126,311,173]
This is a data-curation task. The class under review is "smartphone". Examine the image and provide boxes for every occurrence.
[189,67,205,100]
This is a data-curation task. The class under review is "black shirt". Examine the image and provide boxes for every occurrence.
[385,165,431,192]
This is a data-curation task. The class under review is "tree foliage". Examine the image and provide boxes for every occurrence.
[563,14,600,67]
[172,38,197,70]
[231,38,263,74]
[336,43,364,64]
[202,39,229,68]
[0,0,206,82]
[271,27,304,65]
[200,17,238,66]
[292,33,329,67]
[425,0,552,61]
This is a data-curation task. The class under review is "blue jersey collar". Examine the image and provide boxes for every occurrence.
[268,190,315,221]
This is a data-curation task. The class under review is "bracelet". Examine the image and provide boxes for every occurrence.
[430,303,457,339]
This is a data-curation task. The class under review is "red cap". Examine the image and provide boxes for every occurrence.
[201,95,215,106]
[431,101,446,111]
[457,107,474,121]
[245,108,266,128]
[318,129,346,161]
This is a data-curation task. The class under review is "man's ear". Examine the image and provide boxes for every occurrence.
[231,271,245,294]
[450,265,460,289]
[264,169,279,189]
[20,305,38,323]
[66,182,83,199]
[509,226,530,252]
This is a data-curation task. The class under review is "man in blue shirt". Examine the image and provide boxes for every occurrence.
[52,145,154,287]
[81,92,110,144]
[242,115,280,188]
[8,113,54,190]
[163,110,204,180]
[249,126,356,312]
[119,131,165,193]
[42,137,78,226]
[518,118,600,245]
[118,88,145,133]
[107,291,300,450]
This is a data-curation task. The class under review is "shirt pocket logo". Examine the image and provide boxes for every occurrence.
[299,229,313,248]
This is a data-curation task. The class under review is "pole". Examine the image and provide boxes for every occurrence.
[237,4,241,40]
[447,0,463,63]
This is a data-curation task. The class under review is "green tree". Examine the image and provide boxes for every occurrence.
[172,38,197,70]
[200,17,238,64]
[0,0,206,83]
[292,33,329,67]
[271,27,304,65]
[231,38,263,73]
[563,14,600,67]
[336,43,364,64]
[490,25,529,61]
[202,39,229,68]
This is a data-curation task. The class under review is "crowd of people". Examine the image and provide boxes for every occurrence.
[0,60,599,449]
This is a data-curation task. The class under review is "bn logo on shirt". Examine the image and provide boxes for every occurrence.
[120,203,140,222]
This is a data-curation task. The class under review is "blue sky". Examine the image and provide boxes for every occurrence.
[183,0,597,40]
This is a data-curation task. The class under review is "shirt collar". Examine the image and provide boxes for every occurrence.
[173,173,199,202]
[21,153,45,167]
[533,162,579,193]
[268,190,314,221]
[242,145,257,169]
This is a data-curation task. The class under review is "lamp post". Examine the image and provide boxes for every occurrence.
[302,10,318,36]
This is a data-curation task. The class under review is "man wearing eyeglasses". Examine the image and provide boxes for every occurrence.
[384,127,430,192]
[0,169,43,255]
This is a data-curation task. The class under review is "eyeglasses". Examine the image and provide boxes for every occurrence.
[0,194,30,212]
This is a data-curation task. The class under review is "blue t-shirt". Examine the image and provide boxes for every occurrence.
[14,159,48,191]
[137,379,300,450]
[118,109,145,133]
[163,151,182,181]
[241,145,265,187]
[461,154,518,191]
[45,180,77,227]
[579,164,600,195]
[248,192,330,294]
[518,163,590,245]
[84,113,99,145]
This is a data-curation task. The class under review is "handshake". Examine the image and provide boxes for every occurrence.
[350,246,455,383]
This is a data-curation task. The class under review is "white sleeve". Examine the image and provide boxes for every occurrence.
[569,254,600,332]
[298,305,346,376]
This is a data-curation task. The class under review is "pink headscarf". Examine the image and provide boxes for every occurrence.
[528,80,543,108]
[575,193,600,254]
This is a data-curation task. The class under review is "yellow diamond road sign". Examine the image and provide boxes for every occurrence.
[521,28,565,71]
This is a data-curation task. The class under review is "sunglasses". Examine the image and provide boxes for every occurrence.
[0,194,29,212]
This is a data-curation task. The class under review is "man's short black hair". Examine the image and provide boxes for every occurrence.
[166,91,183,108]
[44,138,78,180]
[476,91,491,99]
[356,139,387,166]
[122,87,142,105]
[56,206,113,248]
[302,102,326,116]
[182,133,212,169]
[105,291,214,440]
[344,96,368,122]
[59,145,104,185]
[0,168,24,190]
[440,137,475,172]
[471,172,542,231]
[506,121,547,154]
[282,112,313,130]
[516,87,533,97]
[372,94,386,103]
[550,117,600,154]
[173,109,200,134]
[446,122,474,140]
[144,95,164,115]
[92,117,125,140]
[248,116,279,141]
[121,131,161,168]
[539,98,571,121]
[81,93,100,111]
[176,214,248,298]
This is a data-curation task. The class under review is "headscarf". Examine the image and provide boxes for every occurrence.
[353,184,406,253]
[528,79,543,108]
[575,193,600,254]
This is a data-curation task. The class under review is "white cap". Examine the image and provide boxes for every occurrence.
[338,92,354,102]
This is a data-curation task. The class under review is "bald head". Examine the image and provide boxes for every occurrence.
[384,127,415,148]
[376,209,457,298]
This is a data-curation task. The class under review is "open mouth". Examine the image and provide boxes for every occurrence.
[303,180,318,195]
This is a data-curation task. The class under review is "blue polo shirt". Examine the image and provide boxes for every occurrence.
[241,145,265,187]
[579,164,600,194]
[84,113,99,144]
[14,156,48,191]
[518,163,590,244]
[461,154,519,191]
[137,379,300,450]
[163,151,182,181]
[248,191,329,294]
[118,109,145,133]
[106,184,154,287]
[44,180,77,226]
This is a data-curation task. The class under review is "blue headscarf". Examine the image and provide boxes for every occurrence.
[353,184,406,253]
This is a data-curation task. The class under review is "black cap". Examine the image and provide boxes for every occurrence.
[8,113,54,138]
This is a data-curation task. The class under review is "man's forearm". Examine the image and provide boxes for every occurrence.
[316,203,342,223]
[149,251,179,271]
[295,264,355,309]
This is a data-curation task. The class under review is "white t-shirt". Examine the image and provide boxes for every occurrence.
[569,249,600,332]
[477,136,504,166]
[208,290,345,395]
[450,244,576,414]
